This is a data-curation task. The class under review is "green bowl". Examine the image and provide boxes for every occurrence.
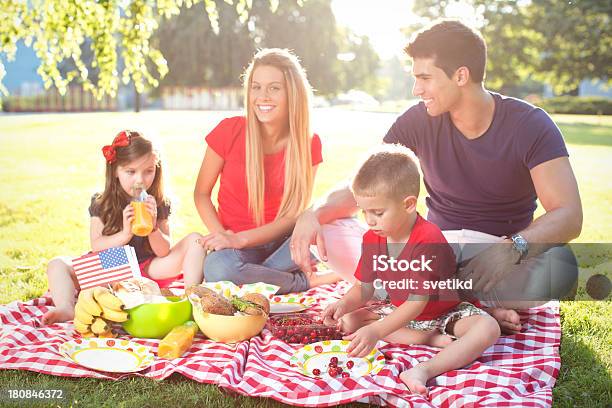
[122,296,193,339]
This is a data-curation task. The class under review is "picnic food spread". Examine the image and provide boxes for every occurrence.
[267,314,344,344]
[107,278,193,338]
[73,287,127,338]
[66,279,386,379]
[187,283,271,342]
[7,280,561,406]
[187,284,271,316]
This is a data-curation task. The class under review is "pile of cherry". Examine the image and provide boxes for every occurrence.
[268,313,343,344]
[311,355,355,378]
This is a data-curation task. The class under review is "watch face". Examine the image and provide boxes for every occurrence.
[512,235,528,254]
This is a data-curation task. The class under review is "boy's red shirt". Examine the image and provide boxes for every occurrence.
[354,214,462,321]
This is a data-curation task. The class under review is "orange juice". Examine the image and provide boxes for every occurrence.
[131,201,153,236]
[157,321,198,359]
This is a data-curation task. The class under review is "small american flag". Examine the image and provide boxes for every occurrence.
[72,246,141,290]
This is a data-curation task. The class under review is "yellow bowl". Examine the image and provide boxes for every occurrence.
[192,302,267,343]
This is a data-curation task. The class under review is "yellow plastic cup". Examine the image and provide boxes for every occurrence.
[131,201,153,236]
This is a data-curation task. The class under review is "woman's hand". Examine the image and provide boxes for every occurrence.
[199,230,246,251]
[121,204,135,239]
[143,195,158,228]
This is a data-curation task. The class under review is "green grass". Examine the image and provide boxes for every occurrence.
[0,110,610,407]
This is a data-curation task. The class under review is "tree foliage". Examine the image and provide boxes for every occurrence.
[529,0,612,94]
[156,2,254,87]
[248,0,343,95]
[0,0,288,99]
[335,27,381,97]
[408,0,611,94]
[155,0,380,96]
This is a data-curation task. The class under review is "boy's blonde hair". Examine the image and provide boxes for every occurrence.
[351,144,420,200]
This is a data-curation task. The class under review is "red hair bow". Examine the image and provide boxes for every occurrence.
[102,131,131,164]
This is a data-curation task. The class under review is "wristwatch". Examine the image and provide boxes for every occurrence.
[510,234,529,264]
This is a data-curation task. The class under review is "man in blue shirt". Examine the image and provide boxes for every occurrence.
[290,20,581,334]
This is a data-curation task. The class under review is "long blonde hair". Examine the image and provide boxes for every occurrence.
[243,48,315,226]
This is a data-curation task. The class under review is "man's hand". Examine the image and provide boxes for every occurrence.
[290,209,327,274]
[344,325,380,358]
[459,240,520,293]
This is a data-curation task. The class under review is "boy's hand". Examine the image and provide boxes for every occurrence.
[344,325,380,358]
[322,300,347,326]
[121,204,135,239]
[143,195,158,228]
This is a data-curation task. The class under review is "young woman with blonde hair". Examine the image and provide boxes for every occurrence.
[194,48,337,294]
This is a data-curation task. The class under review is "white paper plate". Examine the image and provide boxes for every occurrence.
[268,294,315,314]
[59,338,154,373]
[290,339,385,378]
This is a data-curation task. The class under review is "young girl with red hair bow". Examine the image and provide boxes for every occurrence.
[42,131,206,325]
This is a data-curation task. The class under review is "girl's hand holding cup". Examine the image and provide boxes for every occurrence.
[143,195,157,230]
[122,204,135,239]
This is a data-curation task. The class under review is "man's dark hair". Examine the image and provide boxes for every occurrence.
[405,19,487,83]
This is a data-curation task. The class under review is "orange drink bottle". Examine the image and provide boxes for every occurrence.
[131,184,153,236]
[157,321,198,359]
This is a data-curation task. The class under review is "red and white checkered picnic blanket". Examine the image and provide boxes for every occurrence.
[0,281,560,407]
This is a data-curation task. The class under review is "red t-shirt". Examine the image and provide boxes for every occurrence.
[205,116,323,232]
[354,215,461,321]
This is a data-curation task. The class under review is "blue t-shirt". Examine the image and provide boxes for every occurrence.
[384,92,568,237]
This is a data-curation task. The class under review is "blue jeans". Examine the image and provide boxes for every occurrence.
[202,235,309,294]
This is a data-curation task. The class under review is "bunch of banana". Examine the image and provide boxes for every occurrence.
[73,286,128,338]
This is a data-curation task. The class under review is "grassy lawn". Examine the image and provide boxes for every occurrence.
[0,110,610,407]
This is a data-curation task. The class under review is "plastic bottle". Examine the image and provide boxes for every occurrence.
[130,184,153,236]
[157,321,198,359]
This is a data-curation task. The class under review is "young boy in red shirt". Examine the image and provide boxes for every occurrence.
[323,145,500,396]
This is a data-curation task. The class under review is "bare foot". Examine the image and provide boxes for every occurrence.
[41,306,74,325]
[400,365,430,397]
[485,307,522,334]
[307,271,342,287]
